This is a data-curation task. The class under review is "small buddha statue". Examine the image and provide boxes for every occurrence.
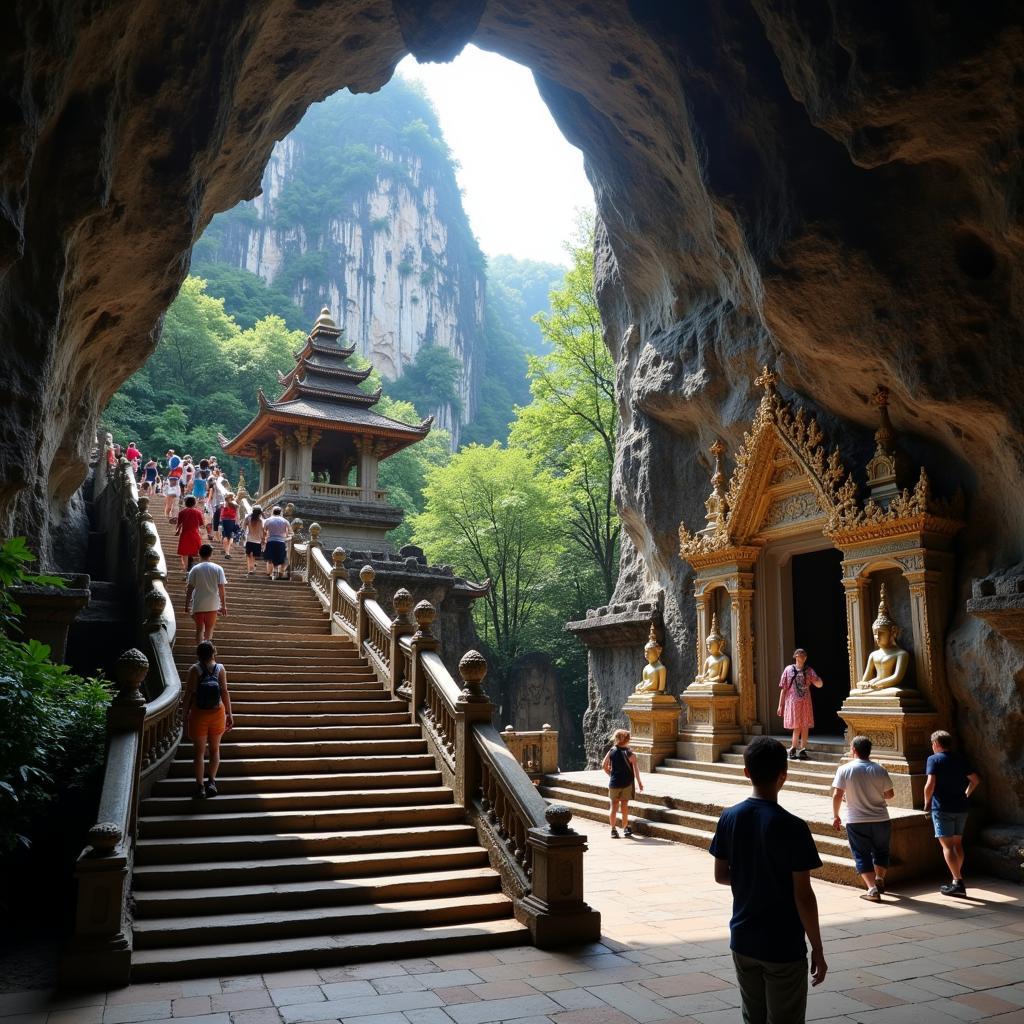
[696,614,731,686]
[858,585,911,693]
[634,622,668,693]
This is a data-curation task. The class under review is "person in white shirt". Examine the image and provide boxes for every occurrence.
[831,735,895,902]
[184,544,227,643]
[262,506,292,580]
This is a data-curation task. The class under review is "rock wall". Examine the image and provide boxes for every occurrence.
[2,1,1023,818]
[202,133,484,444]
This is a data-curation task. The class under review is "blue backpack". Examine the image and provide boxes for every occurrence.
[195,661,222,709]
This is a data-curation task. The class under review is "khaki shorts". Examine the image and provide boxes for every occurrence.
[609,785,634,802]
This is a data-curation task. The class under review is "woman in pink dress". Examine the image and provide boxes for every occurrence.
[777,648,823,761]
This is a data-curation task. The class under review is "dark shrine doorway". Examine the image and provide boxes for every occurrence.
[791,548,848,735]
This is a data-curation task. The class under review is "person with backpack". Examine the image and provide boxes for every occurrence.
[184,542,227,643]
[182,640,233,799]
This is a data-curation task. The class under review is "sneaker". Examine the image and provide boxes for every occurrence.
[798,748,809,760]
[224,553,232,559]
[875,877,886,895]
[941,880,967,897]
[610,827,619,838]
[788,748,798,760]
[204,778,218,798]
[193,785,207,799]
[623,827,633,837]
[860,887,881,902]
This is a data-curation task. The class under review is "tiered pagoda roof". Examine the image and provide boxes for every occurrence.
[220,307,432,459]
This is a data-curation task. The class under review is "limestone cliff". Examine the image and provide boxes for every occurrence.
[194,84,484,444]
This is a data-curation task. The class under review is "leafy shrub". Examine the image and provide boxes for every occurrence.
[0,538,110,855]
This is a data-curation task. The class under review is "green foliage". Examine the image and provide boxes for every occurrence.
[101,277,307,482]
[510,214,619,600]
[0,539,109,855]
[412,445,565,669]
[185,264,306,331]
[388,343,464,420]
[488,254,567,355]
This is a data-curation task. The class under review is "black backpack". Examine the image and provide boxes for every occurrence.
[194,661,222,709]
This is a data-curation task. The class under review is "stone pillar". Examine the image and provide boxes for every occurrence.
[408,600,438,727]
[622,692,681,771]
[728,571,756,733]
[274,434,286,487]
[354,436,378,501]
[905,559,954,724]
[283,434,299,485]
[389,588,414,696]
[841,567,872,700]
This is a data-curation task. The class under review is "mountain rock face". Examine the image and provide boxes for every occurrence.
[196,86,484,443]
[2,2,1023,819]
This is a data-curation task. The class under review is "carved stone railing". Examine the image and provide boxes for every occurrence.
[61,461,182,988]
[310,482,363,499]
[501,724,560,779]
[277,545,600,948]
[257,478,299,507]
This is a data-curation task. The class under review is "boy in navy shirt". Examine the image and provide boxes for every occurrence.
[924,729,981,898]
[710,736,826,1023]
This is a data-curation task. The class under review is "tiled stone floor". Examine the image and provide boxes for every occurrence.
[3,817,1022,1023]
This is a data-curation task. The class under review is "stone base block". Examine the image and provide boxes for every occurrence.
[516,895,602,948]
[678,685,742,763]
[839,693,940,809]
[622,692,681,771]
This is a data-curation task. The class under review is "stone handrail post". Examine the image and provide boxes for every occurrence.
[408,599,438,726]
[329,546,348,619]
[355,564,377,648]
[287,516,303,576]
[454,650,493,809]
[305,522,322,580]
[389,588,414,696]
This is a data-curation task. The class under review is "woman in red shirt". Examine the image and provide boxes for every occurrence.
[175,495,206,572]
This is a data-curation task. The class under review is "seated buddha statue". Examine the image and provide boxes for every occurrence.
[858,585,911,693]
[695,614,730,686]
[634,622,668,693]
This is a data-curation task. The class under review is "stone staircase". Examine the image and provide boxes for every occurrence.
[541,737,890,887]
[656,736,844,798]
[130,517,526,980]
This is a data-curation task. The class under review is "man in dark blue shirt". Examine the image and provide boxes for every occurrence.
[710,736,826,1023]
[924,729,981,898]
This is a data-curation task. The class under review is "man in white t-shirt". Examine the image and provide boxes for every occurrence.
[832,735,895,903]
[185,544,227,643]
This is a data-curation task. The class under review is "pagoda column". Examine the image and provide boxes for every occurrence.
[354,436,379,502]
[282,433,299,485]
[295,427,320,496]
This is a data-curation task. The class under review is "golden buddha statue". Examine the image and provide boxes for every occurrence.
[858,585,911,693]
[634,622,668,693]
[696,614,731,686]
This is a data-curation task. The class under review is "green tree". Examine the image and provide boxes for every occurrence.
[411,444,564,668]
[388,342,463,420]
[509,217,619,600]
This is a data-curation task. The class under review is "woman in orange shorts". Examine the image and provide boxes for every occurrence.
[182,640,233,798]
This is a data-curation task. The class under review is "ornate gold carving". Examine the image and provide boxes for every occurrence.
[762,491,822,530]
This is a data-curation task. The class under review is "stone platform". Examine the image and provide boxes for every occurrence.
[541,767,942,887]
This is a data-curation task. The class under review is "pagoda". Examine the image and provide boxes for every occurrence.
[220,306,432,551]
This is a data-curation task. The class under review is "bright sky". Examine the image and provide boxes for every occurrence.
[397,45,593,267]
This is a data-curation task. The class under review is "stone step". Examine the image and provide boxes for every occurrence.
[226,680,382,692]
[721,750,843,770]
[175,738,428,760]
[133,867,501,917]
[205,638,357,651]
[131,844,488,890]
[130,918,529,981]
[152,770,443,797]
[223,725,422,742]
[133,892,513,949]
[134,823,481,865]
[658,759,833,794]
[230,712,409,727]
[142,786,455,816]
[176,654,368,667]
[224,698,395,712]
[167,754,438,777]
[138,803,466,839]
[215,672,378,685]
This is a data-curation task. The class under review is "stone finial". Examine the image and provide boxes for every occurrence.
[143,547,162,578]
[358,564,377,596]
[113,647,149,705]
[392,587,413,624]
[86,822,123,857]
[308,522,321,545]
[291,518,304,539]
[413,599,436,640]
[866,384,908,502]
[236,470,248,498]
[331,546,347,570]
[458,649,489,702]
[143,587,166,627]
[542,723,553,731]
[137,495,151,521]
[315,305,335,328]
[545,804,574,834]
[283,502,295,520]
[504,724,515,734]
[701,440,729,533]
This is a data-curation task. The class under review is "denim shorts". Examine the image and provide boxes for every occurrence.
[932,809,968,838]
[220,520,238,538]
[845,820,891,874]
[264,539,287,565]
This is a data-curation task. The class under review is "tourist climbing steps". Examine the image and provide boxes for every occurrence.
[129,516,526,980]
